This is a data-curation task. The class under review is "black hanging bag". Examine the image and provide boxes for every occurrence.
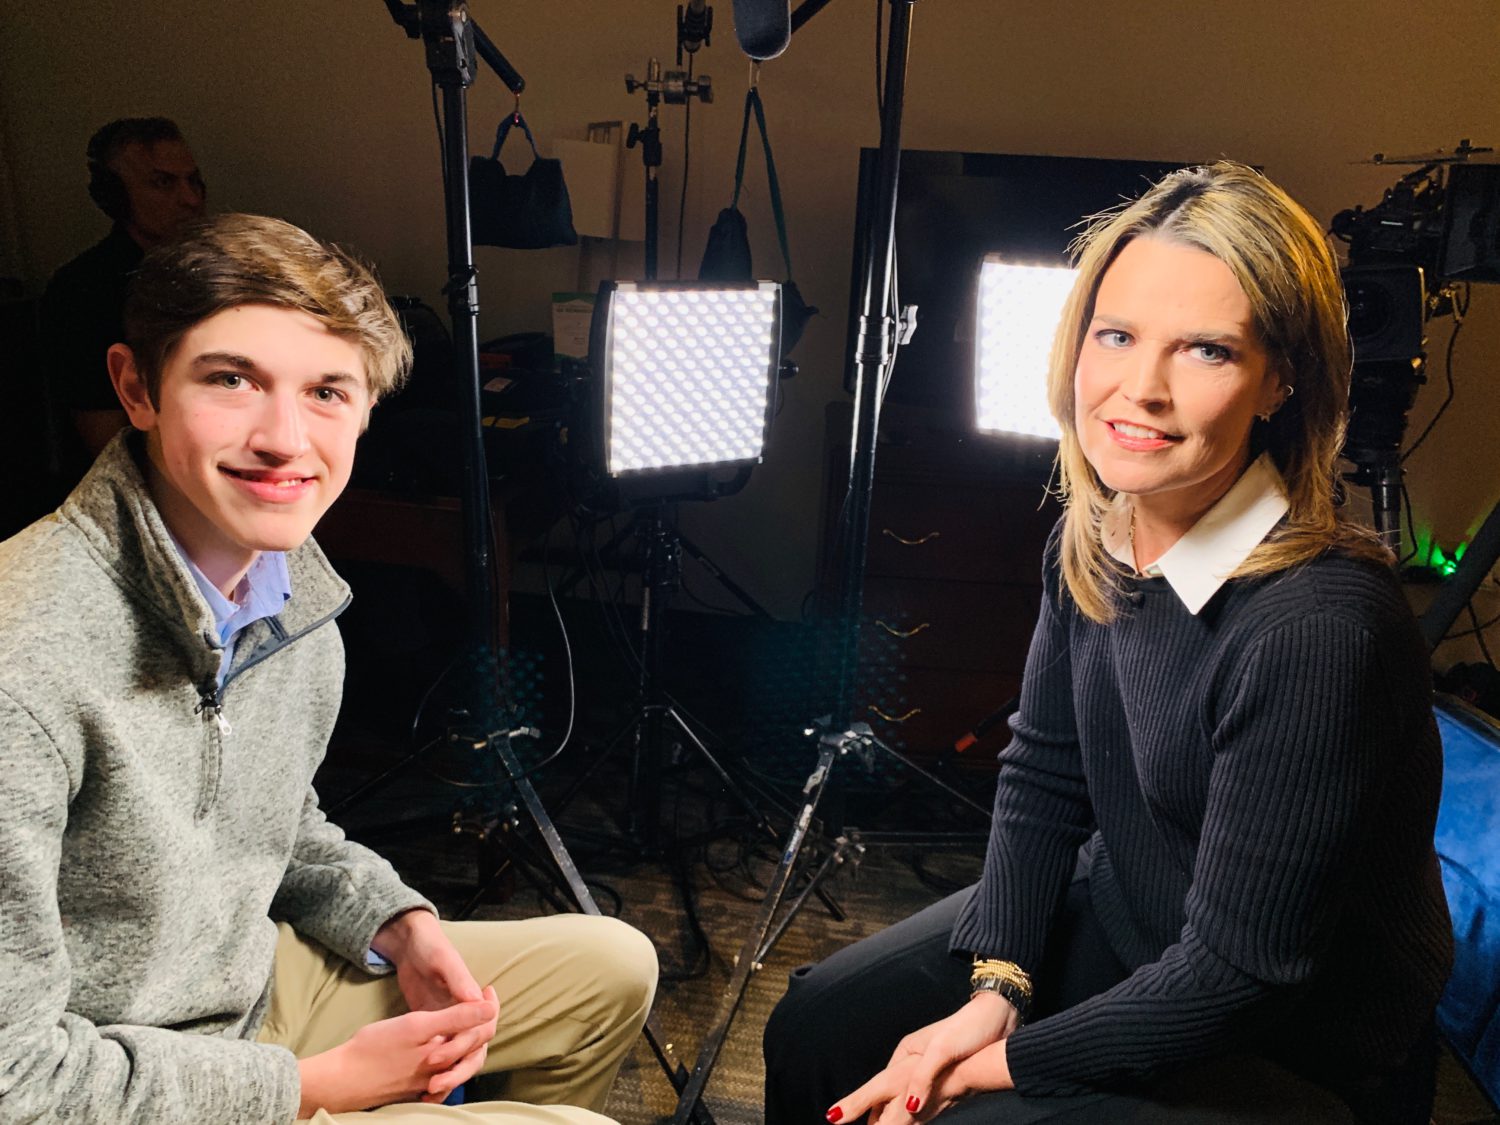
[468,111,578,250]
[699,87,818,352]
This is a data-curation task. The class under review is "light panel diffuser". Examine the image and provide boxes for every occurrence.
[603,283,780,475]
[974,257,1074,439]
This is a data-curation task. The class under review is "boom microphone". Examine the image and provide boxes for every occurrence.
[732,0,790,60]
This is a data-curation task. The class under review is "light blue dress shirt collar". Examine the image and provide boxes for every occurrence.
[168,537,293,687]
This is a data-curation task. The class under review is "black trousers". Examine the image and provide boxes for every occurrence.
[763,880,1434,1124]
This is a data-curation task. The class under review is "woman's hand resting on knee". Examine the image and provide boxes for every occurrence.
[829,992,1019,1123]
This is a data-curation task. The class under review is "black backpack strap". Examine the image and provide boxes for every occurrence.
[730,90,755,210]
[745,88,794,279]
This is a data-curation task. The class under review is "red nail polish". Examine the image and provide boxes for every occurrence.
[906,1096,921,1114]
[826,1108,843,1123]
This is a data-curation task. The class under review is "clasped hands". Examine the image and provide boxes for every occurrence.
[297,909,497,1117]
[828,992,1021,1125]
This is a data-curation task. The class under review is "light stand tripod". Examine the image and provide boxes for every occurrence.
[668,3,986,1121]
[623,507,781,848]
[604,503,777,851]
[572,44,805,856]
[378,3,706,1113]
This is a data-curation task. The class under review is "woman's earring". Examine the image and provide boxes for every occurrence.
[1261,384,1294,422]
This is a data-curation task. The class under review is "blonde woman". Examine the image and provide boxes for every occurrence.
[763,163,1451,1125]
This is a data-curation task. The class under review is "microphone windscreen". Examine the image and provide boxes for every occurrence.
[732,0,791,60]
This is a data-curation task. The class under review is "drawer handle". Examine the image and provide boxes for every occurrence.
[876,620,931,639]
[882,528,941,547]
[869,704,922,724]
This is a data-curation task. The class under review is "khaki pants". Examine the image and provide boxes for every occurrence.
[256,914,658,1124]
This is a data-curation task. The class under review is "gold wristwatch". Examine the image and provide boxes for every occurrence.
[969,958,1032,1022]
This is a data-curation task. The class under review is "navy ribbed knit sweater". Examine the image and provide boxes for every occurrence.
[949,538,1453,1096]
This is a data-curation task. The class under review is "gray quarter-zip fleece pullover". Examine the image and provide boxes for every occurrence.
[0,432,433,1123]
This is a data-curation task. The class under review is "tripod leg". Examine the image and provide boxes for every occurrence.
[866,732,992,819]
[490,735,610,916]
[664,707,847,921]
[324,742,432,819]
[488,733,713,1123]
[755,835,854,963]
[675,531,773,620]
[456,826,576,921]
[662,708,777,835]
[551,711,641,837]
[1420,497,1500,649]
[669,735,842,1125]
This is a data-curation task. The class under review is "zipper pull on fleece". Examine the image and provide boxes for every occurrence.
[196,688,233,737]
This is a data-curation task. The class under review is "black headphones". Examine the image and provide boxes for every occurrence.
[85,118,194,222]
[85,122,132,221]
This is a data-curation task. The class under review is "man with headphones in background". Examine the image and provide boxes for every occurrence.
[40,117,207,482]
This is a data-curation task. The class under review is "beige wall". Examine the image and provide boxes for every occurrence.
[4,1,1498,643]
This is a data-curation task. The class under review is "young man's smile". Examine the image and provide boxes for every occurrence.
[219,466,318,502]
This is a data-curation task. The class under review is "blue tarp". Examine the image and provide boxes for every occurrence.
[1434,695,1500,1106]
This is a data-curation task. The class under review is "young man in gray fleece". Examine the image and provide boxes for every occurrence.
[0,213,657,1124]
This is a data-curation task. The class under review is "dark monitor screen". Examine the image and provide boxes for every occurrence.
[845,150,1191,418]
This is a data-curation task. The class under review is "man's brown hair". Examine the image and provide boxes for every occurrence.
[123,213,412,404]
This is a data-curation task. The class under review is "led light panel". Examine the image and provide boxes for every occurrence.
[604,283,780,475]
[974,257,1074,439]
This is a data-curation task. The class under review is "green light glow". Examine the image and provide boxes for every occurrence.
[1425,541,1464,578]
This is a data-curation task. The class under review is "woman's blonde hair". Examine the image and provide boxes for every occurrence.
[1046,161,1389,623]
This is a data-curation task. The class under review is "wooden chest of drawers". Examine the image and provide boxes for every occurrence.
[820,402,1060,765]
